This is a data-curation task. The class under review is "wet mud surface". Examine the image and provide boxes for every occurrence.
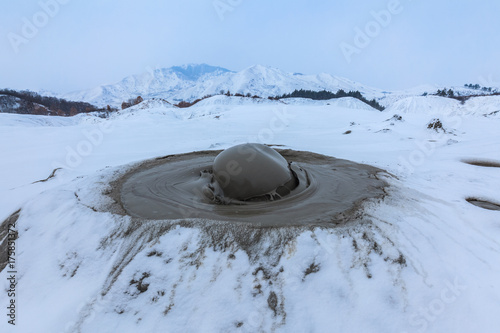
[461,159,500,211]
[466,198,500,211]
[211,143,298,201]
[114,148,389,227]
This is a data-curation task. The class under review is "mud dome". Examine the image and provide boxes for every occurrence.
[211,143,299,201]
[117,145,389,227]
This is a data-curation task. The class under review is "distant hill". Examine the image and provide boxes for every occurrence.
[0,89,104,116]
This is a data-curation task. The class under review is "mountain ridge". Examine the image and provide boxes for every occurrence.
[57,64,498,108]
[61,64,385,107]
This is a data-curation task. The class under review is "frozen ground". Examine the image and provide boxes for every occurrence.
[1,95,499,332]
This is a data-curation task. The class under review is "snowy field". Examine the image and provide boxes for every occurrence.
[1,95,500,332]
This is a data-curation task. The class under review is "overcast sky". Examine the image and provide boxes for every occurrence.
[1,0,499,93]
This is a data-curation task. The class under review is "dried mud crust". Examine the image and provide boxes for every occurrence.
[109,148,391,227]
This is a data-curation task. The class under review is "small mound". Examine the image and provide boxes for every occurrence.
[466,198,500,211]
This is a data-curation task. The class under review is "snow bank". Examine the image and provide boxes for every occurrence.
[282,97,377,110]
[384,96,462,115]
[192,95,279,107]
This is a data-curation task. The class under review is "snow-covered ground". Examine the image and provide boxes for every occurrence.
[1,95,499,332]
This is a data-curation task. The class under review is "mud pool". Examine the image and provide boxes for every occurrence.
[117,144,389,226]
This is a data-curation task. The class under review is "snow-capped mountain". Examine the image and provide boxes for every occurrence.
[60,63,499,109]
[62,64,384,107]
[61,64,231,107]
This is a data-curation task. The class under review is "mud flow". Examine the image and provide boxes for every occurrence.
[118,144,389,226]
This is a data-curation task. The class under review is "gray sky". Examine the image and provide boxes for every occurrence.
[1,0,499,93]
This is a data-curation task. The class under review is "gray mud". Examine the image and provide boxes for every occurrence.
[462,159,500,168]
[115,148,389,227]
[466,198,500,211]
[212,143,297,201]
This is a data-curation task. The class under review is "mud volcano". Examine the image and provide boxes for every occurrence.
[118,143,389,226]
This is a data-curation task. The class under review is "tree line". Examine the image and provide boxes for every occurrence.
[273,89,385,111]
[433,87,500,103]
[464,83,497,93]
[2,88,388,115]
[0,89,107,116]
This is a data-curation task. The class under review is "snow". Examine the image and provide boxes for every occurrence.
[61,64,385,107]
[1,93,500,332]
[192,95,279,107]
[384,96,462,115]
[384,95,500,119]
[282,97,377,110]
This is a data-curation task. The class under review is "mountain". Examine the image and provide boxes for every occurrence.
[60,63,499,108]
[62,64,233,107]
[168,63,232,80]
[62,64,384,107]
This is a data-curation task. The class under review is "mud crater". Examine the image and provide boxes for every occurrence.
[112,144,390,227]
[94,145,400,327]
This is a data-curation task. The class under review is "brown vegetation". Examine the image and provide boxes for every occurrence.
[0,89,105,116]
[121,96,144,110]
